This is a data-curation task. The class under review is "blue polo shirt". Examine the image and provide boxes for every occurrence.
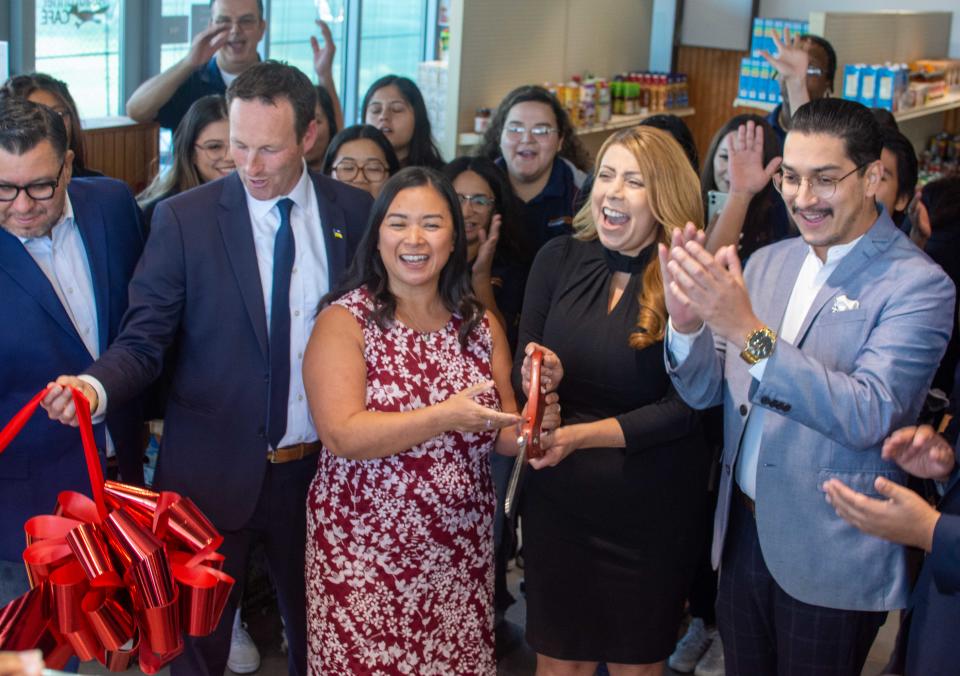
[767,104,787,145]
[498,156,582,252]
[155,57,227,131]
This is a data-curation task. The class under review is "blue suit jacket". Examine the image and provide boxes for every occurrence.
[85,171,372,530]
[0,177,145,562]
[890,464,960,675]
[667,211,955,611]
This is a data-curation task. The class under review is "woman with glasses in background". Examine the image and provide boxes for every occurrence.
[322,124,399,199]
[478,85,591,254]
[137,95,234,232]
[362,75,444,170]
[2,72,101,177]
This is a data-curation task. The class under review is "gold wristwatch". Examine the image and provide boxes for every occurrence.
[740,326,777,365]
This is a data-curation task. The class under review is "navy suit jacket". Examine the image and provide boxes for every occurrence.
[0,177,145,562]
[86,171,372,530]
[893,462,960,675]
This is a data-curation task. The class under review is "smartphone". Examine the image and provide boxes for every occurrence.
[707,190,729,223]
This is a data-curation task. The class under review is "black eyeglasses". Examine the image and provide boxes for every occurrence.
[332,160,388,183]
[0,162,65,202]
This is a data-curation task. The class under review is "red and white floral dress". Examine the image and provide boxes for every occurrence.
[305,286,499,675]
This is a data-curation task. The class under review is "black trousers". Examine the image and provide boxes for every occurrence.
[716,494,887,676]
[171,457,316,676]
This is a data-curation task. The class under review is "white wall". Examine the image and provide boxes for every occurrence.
[759,0,959,57]
[446,0,652,156]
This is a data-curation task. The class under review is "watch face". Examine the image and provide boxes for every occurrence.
[748,331,774,358]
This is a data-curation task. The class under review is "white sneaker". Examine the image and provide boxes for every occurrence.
[668,617,712,673]
[227,609,261,674]
[694,632,725,676]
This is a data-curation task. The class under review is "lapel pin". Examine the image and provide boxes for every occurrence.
[333,228,344,240]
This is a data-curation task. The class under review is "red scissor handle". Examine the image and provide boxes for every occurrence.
[522,350,546,459]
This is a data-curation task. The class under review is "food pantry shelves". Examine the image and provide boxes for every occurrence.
[457,108,696,147]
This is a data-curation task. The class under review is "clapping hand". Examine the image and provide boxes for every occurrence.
[882,425,956,481]
[727,121,782,199]
[658,224,706,334]
[823,424,955,552]
[823,476,941,552]
[662,230,761,345]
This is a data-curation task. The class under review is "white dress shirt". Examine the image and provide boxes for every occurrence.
[667,236,863,498]
[245,162,328,448]
[89,163,329,450]
[20,195,114,453]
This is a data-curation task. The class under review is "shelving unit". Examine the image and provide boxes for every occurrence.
[732,98,778,112]
[457,107,695,148]
[894,91,960,122]
[732,92,960,123]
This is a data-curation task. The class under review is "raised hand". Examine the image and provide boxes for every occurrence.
[882,425,956,481]
[187,23,230,69]
[310,19,337,79]
[520,343,562,394]
[659,223,706,334]
[472,213,501,280]
[40,376,97,427]
[440,380,521,434]
[727,121,782,198]
[759,25,809,82]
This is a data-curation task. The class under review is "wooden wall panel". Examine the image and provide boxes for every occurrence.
[676,45,761,168]
[82,120,159,194]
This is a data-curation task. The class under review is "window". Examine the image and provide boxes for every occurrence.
[34,0,123,118]
[16,0,437,126]
[267,0,345,90]
[358,0,428,107]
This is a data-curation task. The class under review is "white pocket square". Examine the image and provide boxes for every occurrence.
[831,294,860,313]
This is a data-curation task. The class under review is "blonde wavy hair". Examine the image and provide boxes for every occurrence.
[573,126,704,349]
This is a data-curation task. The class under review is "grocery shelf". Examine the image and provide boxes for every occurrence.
[457,107,696,147]
[732,98,778,112]
[894,91,960,122]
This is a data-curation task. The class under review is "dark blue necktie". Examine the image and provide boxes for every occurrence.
[267,198,295,449]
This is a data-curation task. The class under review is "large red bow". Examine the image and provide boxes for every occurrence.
[0,387,234,673]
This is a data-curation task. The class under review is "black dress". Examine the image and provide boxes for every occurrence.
[514,236,711,664]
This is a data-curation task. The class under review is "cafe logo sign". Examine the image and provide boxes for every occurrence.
[40,1,111,28]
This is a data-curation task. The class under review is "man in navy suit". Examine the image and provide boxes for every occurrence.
[825,424,960,675]
[43,62,372,676]
[0,98,144,605]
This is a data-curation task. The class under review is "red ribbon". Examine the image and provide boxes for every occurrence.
[0,388,234,673]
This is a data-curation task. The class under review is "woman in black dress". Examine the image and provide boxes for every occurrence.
[515,126,712,675]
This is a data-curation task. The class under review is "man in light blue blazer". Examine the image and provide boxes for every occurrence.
[660,98,954,675]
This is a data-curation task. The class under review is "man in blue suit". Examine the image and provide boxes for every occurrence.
[660,98,954,674]
[43,62,372,676]
[825,423,959,675]
[0,98,144,605]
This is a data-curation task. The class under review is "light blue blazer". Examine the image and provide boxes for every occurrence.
[666,211,955,611]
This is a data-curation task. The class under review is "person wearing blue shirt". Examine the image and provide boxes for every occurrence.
[126,0,340,135]
[760,30,836,144]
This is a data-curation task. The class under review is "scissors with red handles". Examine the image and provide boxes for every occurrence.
[504,349,545,518]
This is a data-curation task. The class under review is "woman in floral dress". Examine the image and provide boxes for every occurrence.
[302,167,559,674]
